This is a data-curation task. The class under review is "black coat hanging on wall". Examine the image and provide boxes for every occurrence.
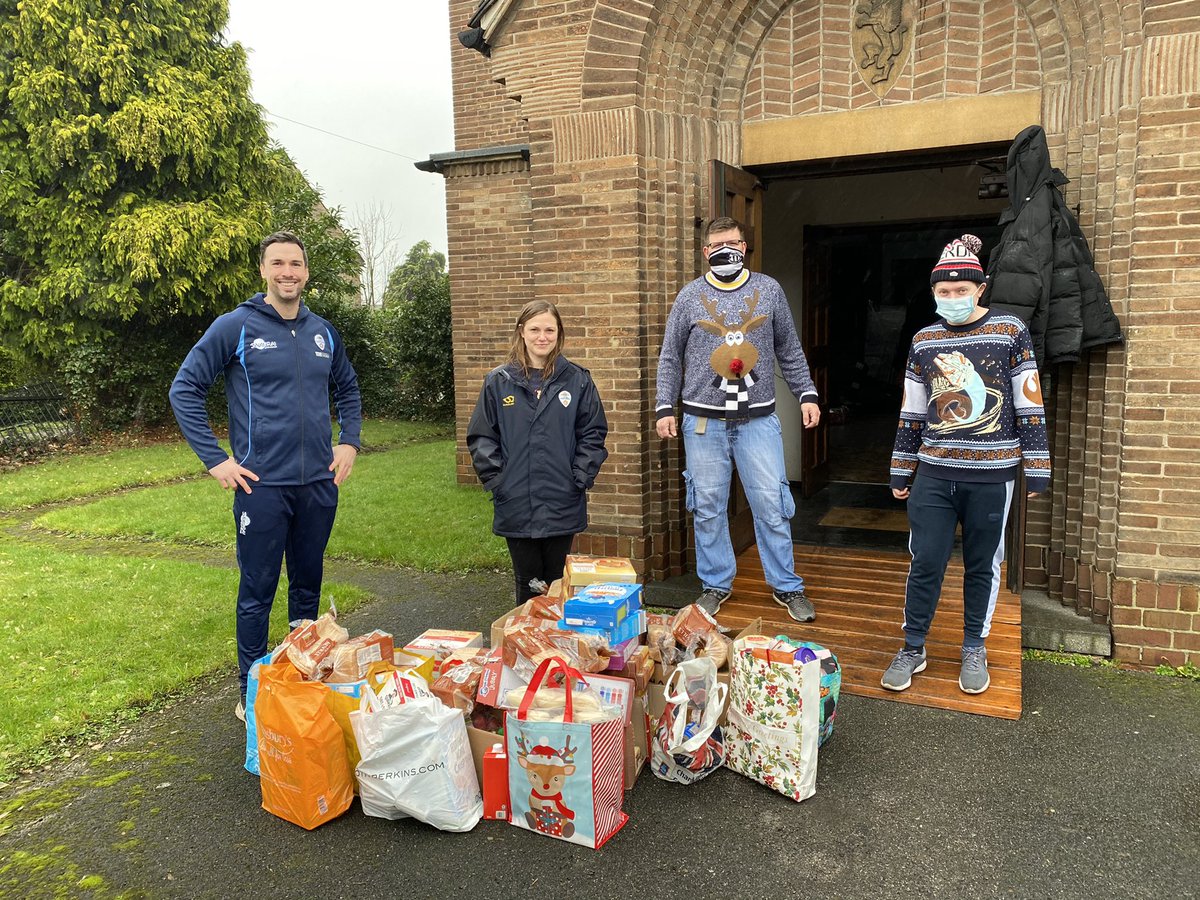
[984,125,1124,368]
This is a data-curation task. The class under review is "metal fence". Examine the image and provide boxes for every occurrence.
[0,381,76,454]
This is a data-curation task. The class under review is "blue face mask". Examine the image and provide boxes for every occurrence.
[935,292,978,324]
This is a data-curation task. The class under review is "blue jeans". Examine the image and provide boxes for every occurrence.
[681,413,803,594]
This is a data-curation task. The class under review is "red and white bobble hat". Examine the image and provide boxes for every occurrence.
[527,740,564,766]
[930,234,986,285]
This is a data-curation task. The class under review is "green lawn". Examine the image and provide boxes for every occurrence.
[33,441,509,571]
[1,421,501,777]
[0,541,371,778]
[0,419,450,512]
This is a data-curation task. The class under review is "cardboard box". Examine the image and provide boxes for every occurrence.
[405,629,483,666]
[490,603,526,649]
[563,555,638,597]
[559,608,647,649]
[624,694,649,790]
[467,724,502,788]
[563,582,643,629]
[481,743,510,821]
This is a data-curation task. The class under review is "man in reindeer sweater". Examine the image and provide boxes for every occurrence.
[655,216,821,622]
[885,234,1050,695]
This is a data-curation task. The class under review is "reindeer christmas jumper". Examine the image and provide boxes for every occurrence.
[655,271,817,421]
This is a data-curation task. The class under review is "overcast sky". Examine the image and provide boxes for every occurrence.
[225,1,456,264]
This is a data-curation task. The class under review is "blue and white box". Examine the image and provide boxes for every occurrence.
[563,582,643,629]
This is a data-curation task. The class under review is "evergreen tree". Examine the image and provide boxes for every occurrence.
[0,0,284,356]
[382,241,453,420]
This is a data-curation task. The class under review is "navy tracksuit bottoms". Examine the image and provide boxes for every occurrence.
[903,473,1015,649]
[233,480,339,695]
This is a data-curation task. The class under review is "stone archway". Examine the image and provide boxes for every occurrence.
[571,0,1144,622]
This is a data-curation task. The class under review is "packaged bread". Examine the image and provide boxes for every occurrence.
[283,611,349,679]
[432,651,486,715]
[670,603,721,650]
[526,594,564,622]
[696,632,731,669]
[502,685,618,723]
[327,630,394,683]
[404,629,483,668]
[620,645,654,694]
[646,612,674,662]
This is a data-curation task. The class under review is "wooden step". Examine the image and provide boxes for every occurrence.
[724,544,1023,720]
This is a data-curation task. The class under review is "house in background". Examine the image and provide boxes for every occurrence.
[419,0,1200,668]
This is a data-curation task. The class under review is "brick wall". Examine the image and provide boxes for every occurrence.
[438,0,1200,662]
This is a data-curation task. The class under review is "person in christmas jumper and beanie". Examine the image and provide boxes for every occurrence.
[468,300,609,603]
[655,216,821,622]
[170,232,362,721]
[884,234,1049,695]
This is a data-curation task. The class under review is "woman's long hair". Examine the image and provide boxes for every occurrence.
[507,300,565,379]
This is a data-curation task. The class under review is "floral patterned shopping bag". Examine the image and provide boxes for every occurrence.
[723,639,820,802]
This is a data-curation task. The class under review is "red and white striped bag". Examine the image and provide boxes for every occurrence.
[505,657,628,849]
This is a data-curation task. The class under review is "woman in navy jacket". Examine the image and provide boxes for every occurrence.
[467,300,609,602]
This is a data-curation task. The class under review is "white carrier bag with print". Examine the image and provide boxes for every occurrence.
[349,682,482,832]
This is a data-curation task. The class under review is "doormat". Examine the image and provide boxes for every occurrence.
[818,506,911,533]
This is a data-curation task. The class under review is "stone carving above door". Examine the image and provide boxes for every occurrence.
[852,0,915,98]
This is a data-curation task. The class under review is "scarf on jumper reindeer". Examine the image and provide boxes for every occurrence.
[697,281,768,418]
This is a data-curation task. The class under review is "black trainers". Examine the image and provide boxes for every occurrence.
[695,588,732,616]
[773,589,815,622]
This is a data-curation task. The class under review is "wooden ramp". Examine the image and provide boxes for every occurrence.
[715,545,1022,720]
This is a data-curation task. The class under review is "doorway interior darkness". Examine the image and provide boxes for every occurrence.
[757,150,1010,550]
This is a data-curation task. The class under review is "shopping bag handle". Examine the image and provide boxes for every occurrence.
[517,656,585,722]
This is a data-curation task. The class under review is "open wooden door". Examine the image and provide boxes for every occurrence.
[709,160,763,553]
[801,230,831,497]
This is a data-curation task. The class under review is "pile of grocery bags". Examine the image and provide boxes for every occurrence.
[240,554,842,846]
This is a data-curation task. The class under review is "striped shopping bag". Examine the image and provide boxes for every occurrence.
[505,657,628,849]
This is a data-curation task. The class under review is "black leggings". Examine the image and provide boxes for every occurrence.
[505,535,576,603]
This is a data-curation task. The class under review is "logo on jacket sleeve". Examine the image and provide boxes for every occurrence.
[558,390,572,408]
[502,395,515,407]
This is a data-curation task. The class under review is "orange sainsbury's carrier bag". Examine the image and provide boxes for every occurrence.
[256,662,354,830]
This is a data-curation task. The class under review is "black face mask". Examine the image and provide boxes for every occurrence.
[707,246,745,282]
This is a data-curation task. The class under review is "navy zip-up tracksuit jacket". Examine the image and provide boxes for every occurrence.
[169,294,362,484]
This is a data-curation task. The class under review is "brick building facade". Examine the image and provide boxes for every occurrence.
[421,0,1200,667]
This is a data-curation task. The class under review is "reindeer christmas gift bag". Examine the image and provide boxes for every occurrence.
[505,657,628,849]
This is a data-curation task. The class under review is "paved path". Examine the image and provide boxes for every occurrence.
[2,573,1197,900]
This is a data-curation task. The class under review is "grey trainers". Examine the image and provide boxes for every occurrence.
[235,700,246,723]
[773,589,815,623]
[881,646,927,691]
[959,645,990,694]
[696,588,732,616]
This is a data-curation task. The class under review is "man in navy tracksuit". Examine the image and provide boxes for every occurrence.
[169,232,362,717]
